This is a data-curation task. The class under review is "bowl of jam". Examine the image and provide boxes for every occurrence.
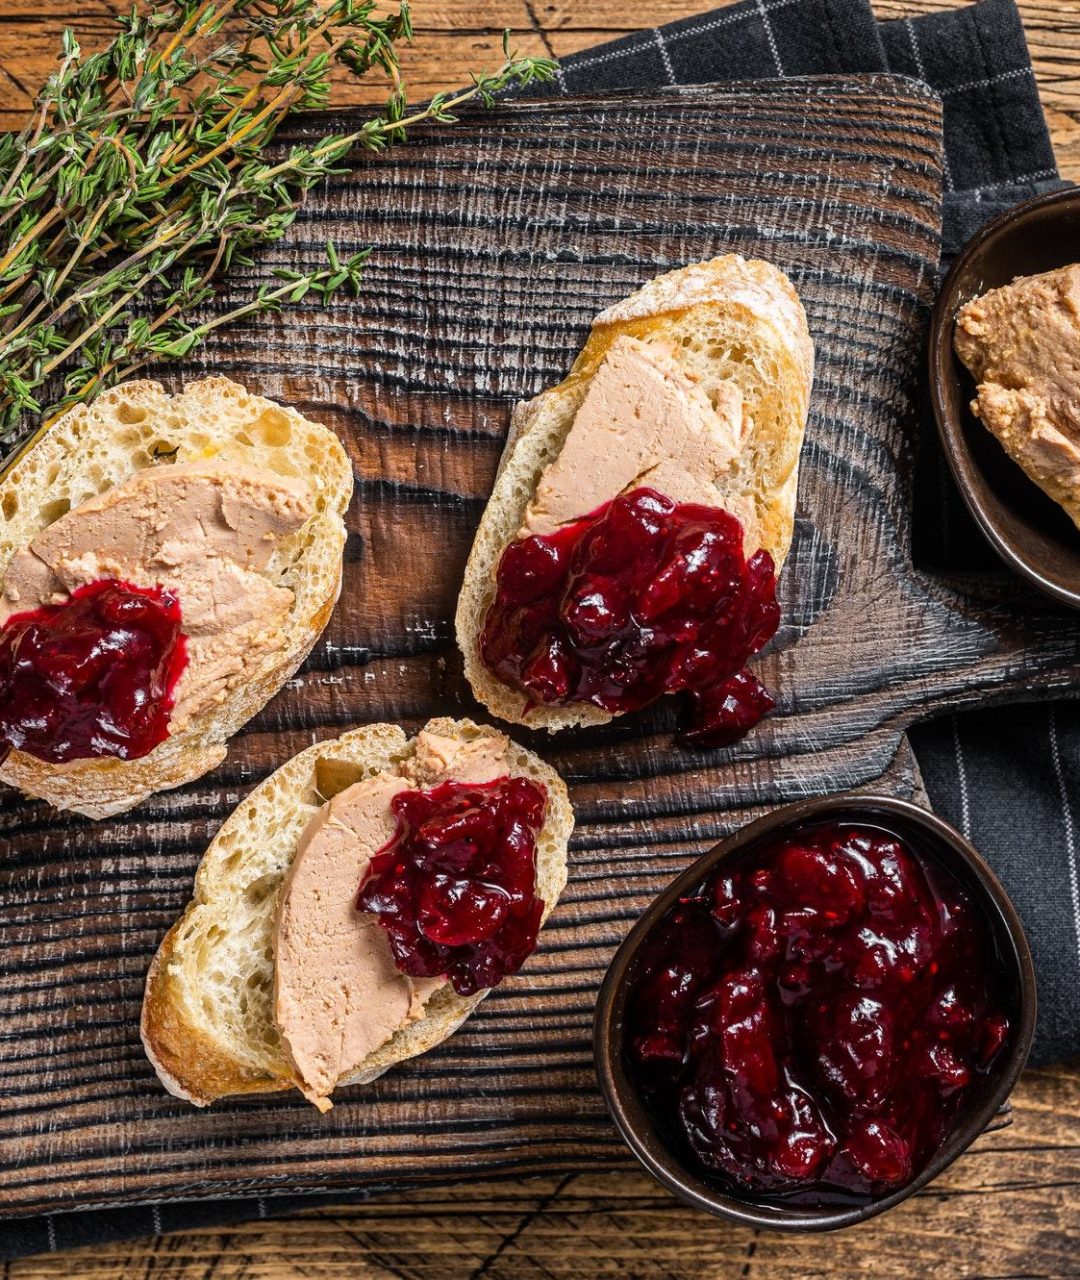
[594,795,1036,1230]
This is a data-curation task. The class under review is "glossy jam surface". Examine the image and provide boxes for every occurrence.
[357,775,549,998]
[0,579,187,764]
[479,488,780,746]
[625,822,1012,1204]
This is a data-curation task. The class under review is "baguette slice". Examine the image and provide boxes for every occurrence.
[141,716,573,1107]
[455,254,813,733]
[0,376,353,818]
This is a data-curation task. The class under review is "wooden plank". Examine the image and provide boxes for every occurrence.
[7,1067,1079,1277]
[0,76,968,1216]
[1,1,1078,178]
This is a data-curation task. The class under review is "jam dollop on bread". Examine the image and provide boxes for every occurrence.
[625,822,1011,1203]
[357,775,549,997]
[457,258,813,750]
[0,579,187,763]
[0,457,312,772]
[480,487,780,745]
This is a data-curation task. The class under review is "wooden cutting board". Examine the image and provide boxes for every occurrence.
[2,74,1078,1218]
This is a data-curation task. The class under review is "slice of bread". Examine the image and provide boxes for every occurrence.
[0,376,353,818]
[455,254,814,733]
[141,716,574,1107]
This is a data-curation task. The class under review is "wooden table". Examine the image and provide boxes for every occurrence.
[1,2,1078,1277]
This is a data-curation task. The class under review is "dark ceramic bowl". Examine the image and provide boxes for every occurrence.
[593,794,1036,1231]
[929,185,1080,607]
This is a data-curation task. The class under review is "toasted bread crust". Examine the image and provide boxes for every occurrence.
[455,254,813,733]
[0,376,353,818]
[142,921,284,1106]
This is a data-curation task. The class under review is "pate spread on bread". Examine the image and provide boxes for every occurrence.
[1,460,311,732]
[522,335,756,542]
[141,718,573,1109]
[0,377,352,818]
[276,729,520,1107]
[456,254,813,739]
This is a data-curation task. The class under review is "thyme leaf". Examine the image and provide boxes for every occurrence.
[0,1,556,450]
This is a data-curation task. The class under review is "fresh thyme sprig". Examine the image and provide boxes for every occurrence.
[0,4,555,446]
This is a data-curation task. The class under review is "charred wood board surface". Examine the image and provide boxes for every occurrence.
[0,76,1075,1216]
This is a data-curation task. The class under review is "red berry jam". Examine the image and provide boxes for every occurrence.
[357,776,549,998]
[625,822,1011,1204]
[479,488,780,746]
[0,578,187,764]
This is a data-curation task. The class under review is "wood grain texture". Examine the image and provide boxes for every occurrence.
[0,76,968,1216]
[1,1,1078,178]
[10,1064,1080,1279]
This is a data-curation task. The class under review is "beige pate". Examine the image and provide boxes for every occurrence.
[521,334,757,546]
[273,728,515,1110]
[954,263,1080,528]
[0,458,311,735]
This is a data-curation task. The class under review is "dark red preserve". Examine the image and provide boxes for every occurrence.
[479,487,780,747]
[625,822,1011,1203]
[357,775,549,998]
[0,578,187,764]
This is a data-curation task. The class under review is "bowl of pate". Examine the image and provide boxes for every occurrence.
[929,186,1080,607]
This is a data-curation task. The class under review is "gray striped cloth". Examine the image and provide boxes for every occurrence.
[1,0,1071,1259]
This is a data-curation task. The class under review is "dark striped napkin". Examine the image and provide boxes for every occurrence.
[2,0,1070,1259]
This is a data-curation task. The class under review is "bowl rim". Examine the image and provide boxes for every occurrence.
[592,793,1038,1232]
[928,184,1080,609]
